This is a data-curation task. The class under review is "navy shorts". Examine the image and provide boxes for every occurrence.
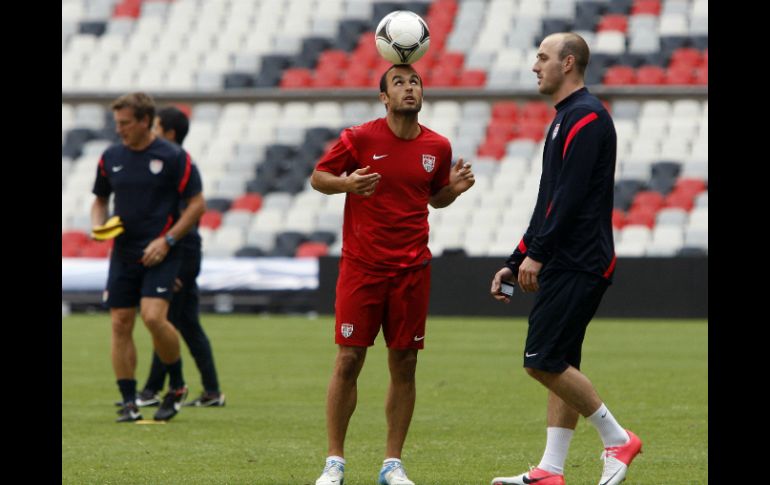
[104,250,183,308]
[523,270,608,373]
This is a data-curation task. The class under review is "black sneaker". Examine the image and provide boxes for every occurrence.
[113,389,161,407]
[116,402,142,423]
[184,392,226,407]
[153,387,188,421]
[136,389,161,407]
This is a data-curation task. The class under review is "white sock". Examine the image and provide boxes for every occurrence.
[587,403,629,447]
[383,457,401,465]
[537,427,574,475]
[326,455,345,465]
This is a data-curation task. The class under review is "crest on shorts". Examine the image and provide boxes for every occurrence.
[341,323,354,338]
[149,159,164,174]
[552,123,560,140]
[422,154,436,172]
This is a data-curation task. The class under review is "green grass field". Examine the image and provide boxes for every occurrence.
[62,315,707,484]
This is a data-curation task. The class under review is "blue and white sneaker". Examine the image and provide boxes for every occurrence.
[315,458,345,485]
[378,460,415,485]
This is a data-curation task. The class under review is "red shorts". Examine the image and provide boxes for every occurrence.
[334,259,431,349]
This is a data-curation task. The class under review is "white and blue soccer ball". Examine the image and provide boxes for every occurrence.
[375,10,430,65]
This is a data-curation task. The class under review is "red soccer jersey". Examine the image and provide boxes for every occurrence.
[315,118,452,275]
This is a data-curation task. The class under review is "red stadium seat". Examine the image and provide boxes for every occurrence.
[350,47,379,69]
[418,49,441,71]
[664,192,694,211]
[597,14,628,33]
[631,191,665,211]
[516,120,547,142]
[491,101,519,122]
[317,50,349,70]
[673,178,707,197]
[665,66,694,85]
[280,68,313,89]
[476,139,507,160]
[80,240,113,258]
[486,123,516,142]
[694,67,708,85]
[441,52,465,70]
[603,65,636,85]
[355,32,376,50]
[635,65,665,85]
[428,66,459,87]
[62,241,81,258]
[631,0,661,15]
[521,101,554,122]
[670,48,702,68]
[340,69,371,88]
[199,210,222,230]
[230,193,263,213]
[113,0,141,18]
[457,70,486,87]
[612,209,627,230]
[62,230,90,248]
[625,207,656,228]
[295,242,329,258]
[311,70,342,88]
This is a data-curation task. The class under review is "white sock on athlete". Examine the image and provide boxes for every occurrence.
[537,426,574,475]
[587,403,629,447]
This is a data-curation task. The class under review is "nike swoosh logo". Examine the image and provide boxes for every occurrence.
[156,287,168,293]
[601,411,608,418]
[599,469,622,485]
[413,335,425,341]
[372,154,388,160]
[523,476,548,483]
[112,166,123,172]
[525,352,538,357]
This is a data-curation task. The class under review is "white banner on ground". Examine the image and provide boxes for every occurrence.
[61,258,319,292]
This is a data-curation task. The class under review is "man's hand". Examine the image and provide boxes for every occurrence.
[448,158,475,195]
[517,256,543,293]
[173,277,183,293]
[346,165,381,197]
[141,237,170,267]
[491,267,515,303]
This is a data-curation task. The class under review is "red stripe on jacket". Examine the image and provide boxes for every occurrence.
[603,254,617,278]
[563,112,598,159]
[177,152,192,194]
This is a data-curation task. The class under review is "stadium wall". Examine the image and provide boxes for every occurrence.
[317,256,708,318]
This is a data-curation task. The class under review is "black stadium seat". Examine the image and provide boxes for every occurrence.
[614,179,647,211]
[649,161,682,195]
[235,246,266,258]
[224,72,256,89]
[78,21,106,36]
[205,197,233,214]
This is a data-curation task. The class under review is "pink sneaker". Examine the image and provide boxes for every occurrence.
[598,430,643,485]
[491,467,566,485]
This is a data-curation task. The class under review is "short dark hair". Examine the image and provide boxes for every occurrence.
[379,64,422,93]
[110,92,155,126]
[156,106,190,145]
[558,33,590,76]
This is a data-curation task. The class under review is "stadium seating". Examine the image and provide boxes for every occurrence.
[62,0,707,258]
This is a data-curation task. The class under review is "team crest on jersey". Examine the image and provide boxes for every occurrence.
[341,323,354,338]
[149,159,164,174]
[422,154,436,172]
[552,123,560,140]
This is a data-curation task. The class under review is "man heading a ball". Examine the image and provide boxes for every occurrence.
[311,63,475,485]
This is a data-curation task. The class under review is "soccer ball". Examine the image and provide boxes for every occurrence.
[375,10,430,65]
